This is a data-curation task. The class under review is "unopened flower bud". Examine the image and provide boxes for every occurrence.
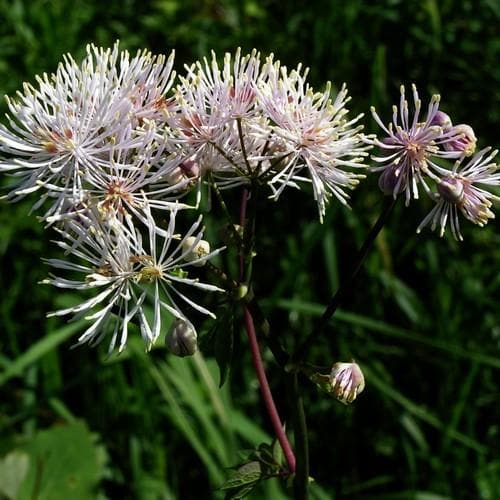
[444,124,477,156]
[329,361,365,404]
[166,319,198,357]
[378,164,406,196]
[164,159,200,187]
[437,176,465,204]
[164,167,185,186]
[430,110,452,129]
[179,159,200,178]
[182,236,210,266]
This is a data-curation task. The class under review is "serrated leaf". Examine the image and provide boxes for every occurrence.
[219,461,262,491]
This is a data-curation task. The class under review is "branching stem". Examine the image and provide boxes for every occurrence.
[295,196,397,364]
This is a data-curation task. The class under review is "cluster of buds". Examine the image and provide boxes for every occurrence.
[368,85,499,240]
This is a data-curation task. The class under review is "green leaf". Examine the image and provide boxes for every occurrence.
[0,450,30,500]
[365,364,487,454]
[13,421,107,500]
[219,461,262,499]
[219,461,262,490]
[272,439,283,469]
[224,482,259,500]
[253,443,280,473]
[475,460,500,499]
[273,299,500,370]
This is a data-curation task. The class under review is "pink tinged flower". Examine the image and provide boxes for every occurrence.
[368,84,464,205]
[0,42,176,214]
[115,47,177,126]
[329,361,365,404]
[42,204,224,353]
[429,110,452,128]
[257,61,368,221]
[170,49,268,187]
[42,127,192,224]
[417,148,500,240]
[442,124,477,157]
[182,48,261,121]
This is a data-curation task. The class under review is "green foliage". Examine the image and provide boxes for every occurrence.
[219,442,286,499]
[0,0,499,498]
[0,421,107,500]
[213,306,235,388]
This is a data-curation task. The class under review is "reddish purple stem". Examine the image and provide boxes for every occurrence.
[244,307,297,473]
[239,188,296,474]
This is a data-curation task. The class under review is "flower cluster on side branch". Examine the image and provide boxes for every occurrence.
[367,84,499,240]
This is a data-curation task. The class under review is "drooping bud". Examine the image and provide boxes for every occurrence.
[437,176,465,204]
[329,361,365,404]
[182,236,211,266]
[444,124,477,156]
[429,110,452,129]
[166,319,198,357]
[378,164,407,196]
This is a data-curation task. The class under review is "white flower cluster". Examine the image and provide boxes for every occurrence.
[170,49,369,221]
[0,43,369,351]
[0,43,226,353]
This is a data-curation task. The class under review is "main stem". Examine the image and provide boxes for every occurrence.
[295,196,397,364]
[244,306,297,473]
[239,187,296,474]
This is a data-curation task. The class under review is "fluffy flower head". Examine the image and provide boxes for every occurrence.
[43,204,224,353]
[369,84,466,204]
[417,148,500,240]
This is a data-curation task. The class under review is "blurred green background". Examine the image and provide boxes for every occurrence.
[0,0,499,498]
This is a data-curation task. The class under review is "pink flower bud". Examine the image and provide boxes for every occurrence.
[329,361,365,404]
[444,124,477,156]
[437,177,465,204]
[180,159,200,178]
[429,110,452,129]
[378,164,407,196]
